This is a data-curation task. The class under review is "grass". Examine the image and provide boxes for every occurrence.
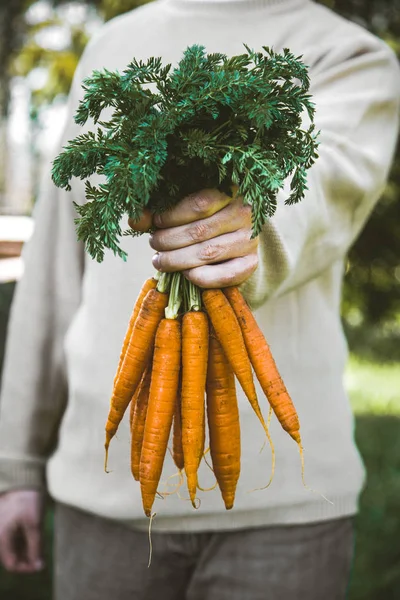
[345,356,400,600]
[1,355,400,599]
[345,355,400,415]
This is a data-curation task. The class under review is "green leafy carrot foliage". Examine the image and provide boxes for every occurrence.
[52,44,319,262]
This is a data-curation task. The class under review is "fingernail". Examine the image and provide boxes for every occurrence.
[152,253,160,269]
[35,559,44,570]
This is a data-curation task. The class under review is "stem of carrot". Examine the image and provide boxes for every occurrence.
[165,272,182,319]
[187,281,202,312]
[156,272,171,294]
[181,277,189,313]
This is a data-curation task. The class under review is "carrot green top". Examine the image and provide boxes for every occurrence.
[51,42,319,262]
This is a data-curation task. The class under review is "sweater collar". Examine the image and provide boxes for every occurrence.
[164,0,308,13]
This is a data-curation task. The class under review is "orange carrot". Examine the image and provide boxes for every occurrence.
[224,286,300,444]
[105,288,168,465]
[202,289,269,438]
[206,332,241,510]
[181,311,209,507]
[172,381,184,472]
[140,318,181,517]
[129,390,137,431]
[130,366,152,481]
[129,368,148,430]
[114,278,157,387]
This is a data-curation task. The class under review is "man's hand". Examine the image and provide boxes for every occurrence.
[128,188,258,288]
[0,490,44,573]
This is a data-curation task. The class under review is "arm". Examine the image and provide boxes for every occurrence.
[240,35,400,306]
[0,76,85,494]
[0,159,84,574]
[134,36,400,307]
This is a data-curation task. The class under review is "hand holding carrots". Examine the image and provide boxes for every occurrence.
[111,190,303,519]
[128,188,259,289]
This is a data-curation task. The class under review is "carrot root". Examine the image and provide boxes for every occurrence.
[224,286,301,445]
[181,310,209,508]
[140,318,181,517]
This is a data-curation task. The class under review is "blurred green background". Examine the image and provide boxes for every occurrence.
[0,0,400,598]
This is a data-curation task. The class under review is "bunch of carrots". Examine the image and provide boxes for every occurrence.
[48,44,319,520]
[105,271,302,518]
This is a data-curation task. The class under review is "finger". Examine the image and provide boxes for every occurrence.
[183,254,259,289]
[0,525,18,572]
[0,525,35,573]
[24,522,43,571]
[150,198,252,252]
[152,229,258,273]
[153,188,233,229]
[128,209,153,232]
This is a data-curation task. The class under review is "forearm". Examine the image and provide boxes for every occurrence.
[0,175,84,494]
[241,38,400,307]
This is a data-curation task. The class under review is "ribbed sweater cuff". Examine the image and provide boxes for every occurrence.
[0,458,46,494]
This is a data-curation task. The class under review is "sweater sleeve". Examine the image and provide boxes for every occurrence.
[0,74,85,493]
[241,34,400,308]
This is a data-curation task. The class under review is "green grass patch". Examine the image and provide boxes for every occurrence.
[346,357,400,600]
[346,355,400,415]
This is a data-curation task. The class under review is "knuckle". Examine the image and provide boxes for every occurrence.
[238,227,258,250]
[187,221,209,243]
[190,193,212,216]
[198,243,222,262]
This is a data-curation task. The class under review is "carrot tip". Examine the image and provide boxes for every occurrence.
[291,430,301,444]
[191,497,201,510]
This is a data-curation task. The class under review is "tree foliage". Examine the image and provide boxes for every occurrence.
[322,1,400,327]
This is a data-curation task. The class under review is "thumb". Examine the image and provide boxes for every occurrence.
[23,521,43,571]
[128,208,153,232]
[0,523,19,571]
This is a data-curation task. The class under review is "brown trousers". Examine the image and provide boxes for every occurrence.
[54,503,354,600]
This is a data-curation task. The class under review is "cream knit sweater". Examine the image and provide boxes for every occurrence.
[0,0,399,532]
